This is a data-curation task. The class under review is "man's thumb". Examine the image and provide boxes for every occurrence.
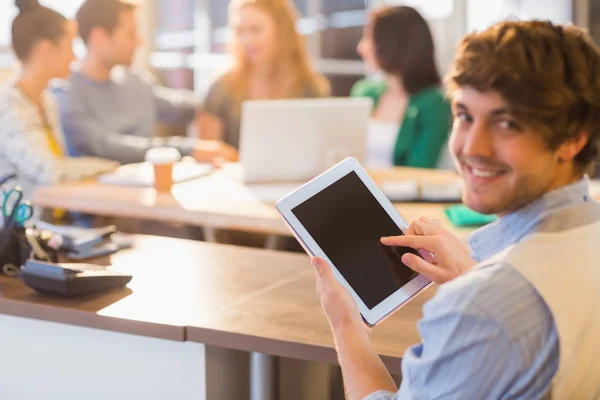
[311,257,332,279]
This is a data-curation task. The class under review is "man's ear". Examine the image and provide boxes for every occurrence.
[87,26,108,47]
[557,132,590,163]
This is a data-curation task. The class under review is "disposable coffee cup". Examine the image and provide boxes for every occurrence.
[145,147,181,193]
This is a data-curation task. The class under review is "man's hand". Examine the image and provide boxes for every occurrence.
[192,140,239,164]
[381,217,477,284]
[311,257,369,335]
[311,258,398,399]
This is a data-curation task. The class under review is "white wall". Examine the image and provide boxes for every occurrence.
[0,65,17,84]
[467,0,573,32]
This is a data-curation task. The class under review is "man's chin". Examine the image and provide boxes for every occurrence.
[463,194,501,216]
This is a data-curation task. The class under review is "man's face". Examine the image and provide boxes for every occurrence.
[103,9,140,66]
[450,87,561,216]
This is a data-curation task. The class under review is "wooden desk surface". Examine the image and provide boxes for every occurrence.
[0,235,428,372]
[32,166,472,238]
[0,236,308,342]
[186,269,432,375]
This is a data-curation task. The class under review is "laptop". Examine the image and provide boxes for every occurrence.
[237,98,373,183]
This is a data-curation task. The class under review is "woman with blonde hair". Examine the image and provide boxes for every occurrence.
[199,0,330,148]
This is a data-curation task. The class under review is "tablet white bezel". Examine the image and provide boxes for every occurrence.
[276,157,432,326]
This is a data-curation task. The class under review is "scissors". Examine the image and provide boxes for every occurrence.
[0,173,16,188]
[2,187,34,229]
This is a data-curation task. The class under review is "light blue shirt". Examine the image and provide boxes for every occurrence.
[367,179,591,400]
[51,68,200,165]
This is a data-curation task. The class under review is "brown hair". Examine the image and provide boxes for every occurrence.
[447,20,600,169]
[370,6,440,95]
[11,0,67,62]
[225,0,329,104]
[76,0,137,44]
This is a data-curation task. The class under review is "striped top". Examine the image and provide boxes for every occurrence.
[364,180,593,399]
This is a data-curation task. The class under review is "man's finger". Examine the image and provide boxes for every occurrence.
[401,253,444,282]
[412,219,445,236]
[381,235,436,250]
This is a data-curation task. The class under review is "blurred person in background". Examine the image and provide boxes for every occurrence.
[352,6,451,169]
[198,0,330,149]
[0,0,116,202]
[52,0,237,165]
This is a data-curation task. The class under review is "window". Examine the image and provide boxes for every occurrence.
[1,0,85,46]
[466,0,573,32]
[151,0,464,96]
[0,0,86,68]
[152,0,370,96]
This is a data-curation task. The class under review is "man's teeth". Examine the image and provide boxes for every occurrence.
[471,168,502,177]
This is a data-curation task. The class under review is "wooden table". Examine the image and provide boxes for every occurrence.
[185,264,431,375]
[32,166,472,239]
[0,235,431,400]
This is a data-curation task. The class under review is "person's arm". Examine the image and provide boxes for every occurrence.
[312,256,544,400]
[390,286,522,400]
[311,258,399,399]
[65,111,197,164]
[0,109,115,186]
[197,111,224,141]
[152,84,200,126]
[405,99,452,169]
[333,324,399,399]
[54,85,197,164]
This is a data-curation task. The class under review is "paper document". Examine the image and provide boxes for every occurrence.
[97,162,213,187]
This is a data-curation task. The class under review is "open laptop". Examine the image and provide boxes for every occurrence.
[237,98,373,183]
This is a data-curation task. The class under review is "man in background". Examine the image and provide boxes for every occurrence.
[53,0,236,164]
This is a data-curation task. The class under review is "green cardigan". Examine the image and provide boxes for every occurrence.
[351,79,452,168]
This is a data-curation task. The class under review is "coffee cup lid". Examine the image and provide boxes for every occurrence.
[145,147,181,165]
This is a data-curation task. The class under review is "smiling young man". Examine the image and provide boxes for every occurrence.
[311,20,600,400]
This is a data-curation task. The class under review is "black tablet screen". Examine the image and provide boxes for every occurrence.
[291,171,420,309]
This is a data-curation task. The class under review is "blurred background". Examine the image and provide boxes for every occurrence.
[0,0,596,96]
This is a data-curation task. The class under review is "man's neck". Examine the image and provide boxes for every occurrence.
[16,67,50,109]
[496,167,585,218]
[547,163,585,193]
[79,54,114,82]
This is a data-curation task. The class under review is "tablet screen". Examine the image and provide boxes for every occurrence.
[292,171,420,309]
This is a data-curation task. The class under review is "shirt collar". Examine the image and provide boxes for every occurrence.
[470,177,591,262]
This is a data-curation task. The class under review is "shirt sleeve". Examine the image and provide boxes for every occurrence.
[152,84,200,126]
[53,84,197,164]
[364,264,558,400]
[361,295,517,400]
[364,390,397,400]
[202,77,227,119]
[393,294,515,399]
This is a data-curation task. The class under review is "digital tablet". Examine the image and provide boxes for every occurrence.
[276,157,432,326]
